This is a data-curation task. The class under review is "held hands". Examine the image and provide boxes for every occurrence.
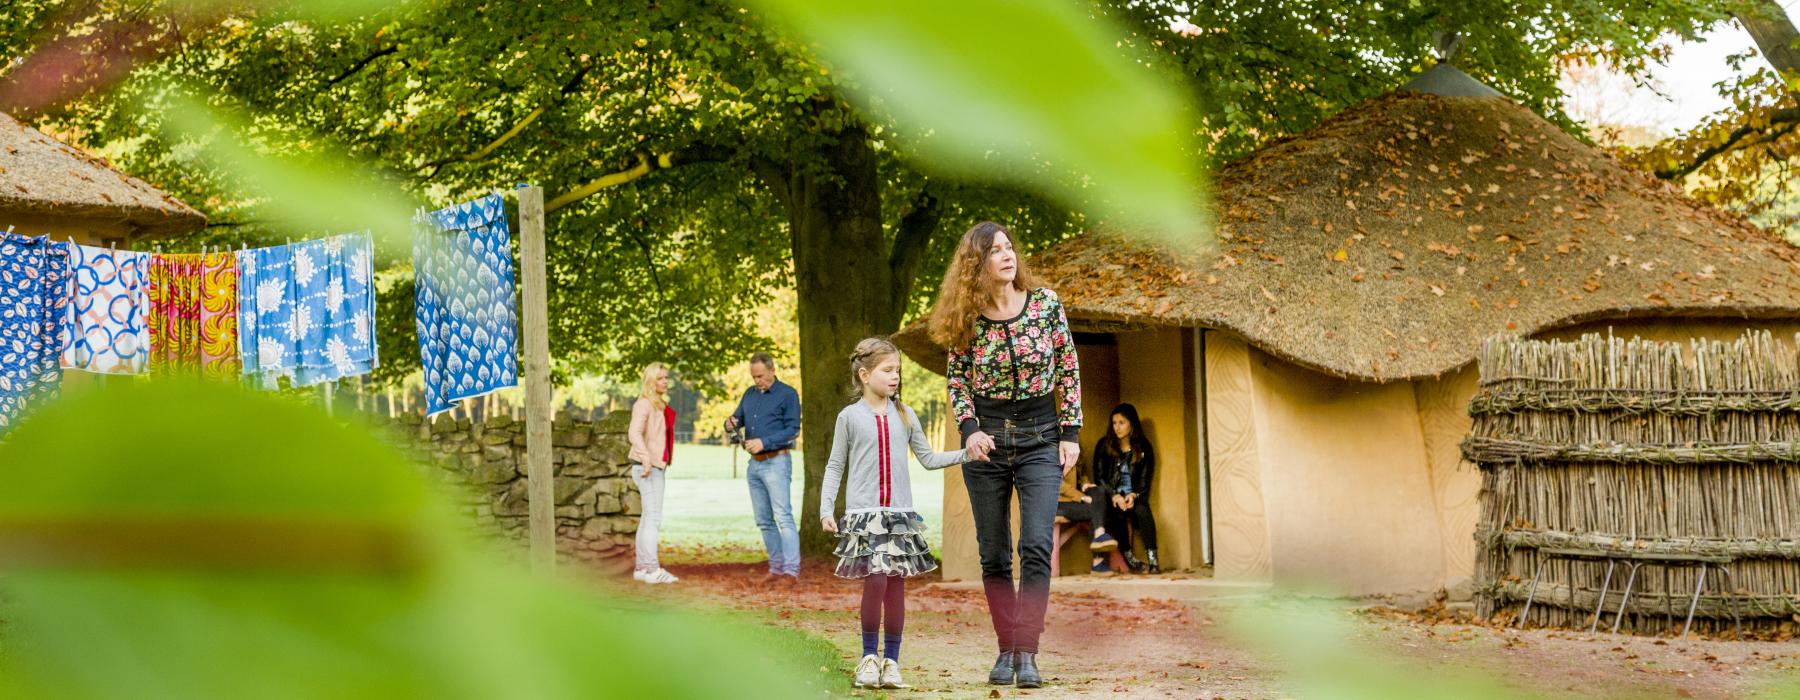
[965,431,996,461]
[821,515,838,534]
[1059,441,1080,476]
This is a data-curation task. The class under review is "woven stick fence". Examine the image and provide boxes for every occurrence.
[1468,331,1800,635]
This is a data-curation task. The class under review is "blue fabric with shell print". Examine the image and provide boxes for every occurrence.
[414,194,519,416]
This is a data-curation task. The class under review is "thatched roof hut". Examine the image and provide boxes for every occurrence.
[0,110,204,242]
[898,65,1800,598]
[900,65,1800,380]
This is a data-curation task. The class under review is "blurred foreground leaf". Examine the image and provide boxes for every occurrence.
[0,381,822,700]
[1223,597,1521,700]
[748,0,1211,246]
[160,92,419,250]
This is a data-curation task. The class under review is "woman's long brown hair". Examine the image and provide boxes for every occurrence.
[926,221,1042,349]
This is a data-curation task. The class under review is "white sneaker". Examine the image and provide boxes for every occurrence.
[879,658,907,689]
[654,568,679,583]
[633,569,649,583]
[853,654,881,688]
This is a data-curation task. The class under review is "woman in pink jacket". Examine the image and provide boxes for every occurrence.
[628,361,679,584]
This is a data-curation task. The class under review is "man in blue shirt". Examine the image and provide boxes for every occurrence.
[726,352,803,582]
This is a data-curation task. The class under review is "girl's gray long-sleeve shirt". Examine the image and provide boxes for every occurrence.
[820,400,968,518]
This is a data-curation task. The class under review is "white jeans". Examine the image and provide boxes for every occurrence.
[630,464,666,572]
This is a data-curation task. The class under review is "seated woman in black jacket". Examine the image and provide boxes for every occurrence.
[1093,403,1159,573]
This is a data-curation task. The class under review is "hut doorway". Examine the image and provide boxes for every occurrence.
[1061,327,1210,575]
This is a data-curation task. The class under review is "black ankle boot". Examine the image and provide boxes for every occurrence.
[1146,549,1161,574]
[1015,651,1042,688]
[1122,551,1143,573]
[988,651,1016,685]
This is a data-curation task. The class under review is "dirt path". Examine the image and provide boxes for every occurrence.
[622,551,1800,699]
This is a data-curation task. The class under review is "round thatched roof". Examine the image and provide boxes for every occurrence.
[0,111,204,238]
[897,66,1800,382]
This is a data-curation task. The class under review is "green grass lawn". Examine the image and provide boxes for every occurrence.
[661,444,947,553]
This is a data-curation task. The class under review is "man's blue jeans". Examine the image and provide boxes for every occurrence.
[747,452,801,576]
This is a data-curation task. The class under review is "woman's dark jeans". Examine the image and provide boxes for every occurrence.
[964,395,1062,655]
[1104,492,1159,551]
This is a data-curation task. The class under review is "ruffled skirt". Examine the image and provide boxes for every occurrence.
[832,510,938,579]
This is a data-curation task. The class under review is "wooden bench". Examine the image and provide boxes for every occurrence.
[1516,546,1739,638]
[1052,516,1128,576]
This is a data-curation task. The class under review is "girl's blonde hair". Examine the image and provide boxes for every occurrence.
[639,362,669,407]
[926,221,1043,349]
[849,337,918,431]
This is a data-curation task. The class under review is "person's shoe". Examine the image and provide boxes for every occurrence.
[1122,551,1144,573]
[1090,532,1119,552]
[648,568,679,584]
[781,574,801,587]
[879,658,907,689]
[1091,557,1111,574]
[758,571,781,584]
[633,569,649,583]
[854,654,882,688]
[1015,652,1042,688]
[1146,549,1161,574]
[987,651,1016,685]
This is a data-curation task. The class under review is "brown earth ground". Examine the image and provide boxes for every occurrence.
[616,547,1800,699]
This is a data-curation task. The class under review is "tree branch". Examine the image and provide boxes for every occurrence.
[1662,1,1800,179]
[418,64,592,178]
[325,46,397,87]
[749,156,794,211]
[886,184,942,321]
[544,144,733,213]
[1657,106,1800,179]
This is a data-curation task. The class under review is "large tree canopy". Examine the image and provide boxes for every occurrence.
[0,0,1739,553]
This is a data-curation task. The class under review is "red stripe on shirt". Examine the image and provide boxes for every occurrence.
[877,413,890,507]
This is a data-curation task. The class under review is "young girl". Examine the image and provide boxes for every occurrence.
[820,337,969,689]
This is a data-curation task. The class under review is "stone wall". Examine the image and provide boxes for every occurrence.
[390,409,640,571]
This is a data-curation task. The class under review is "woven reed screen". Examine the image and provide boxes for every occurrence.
[1467,331,1800,635]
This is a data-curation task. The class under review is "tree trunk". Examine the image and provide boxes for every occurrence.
[1739,0,1800,76]
[760,125,904,555]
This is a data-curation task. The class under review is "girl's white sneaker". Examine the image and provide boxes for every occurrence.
[853,654,882,688]
[879,658,906,689]
[632,569,649,583]
[647,568,679,584]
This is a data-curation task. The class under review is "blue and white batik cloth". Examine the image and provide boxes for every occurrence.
[414,194,518,416]
[0,235,71,433]
[236,232,377,389]
[60,244,151,375]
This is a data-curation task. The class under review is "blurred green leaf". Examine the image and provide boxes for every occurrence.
[159,91,419,250]
[746,0,1211,246]
[0,381,826,700]
[1223,597,1522,700]
[163,0,412,23]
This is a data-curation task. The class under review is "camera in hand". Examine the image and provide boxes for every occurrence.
[724,418,746,446]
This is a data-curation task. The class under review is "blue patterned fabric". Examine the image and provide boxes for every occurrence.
[414,194,518,416]
[0,235,71,433]
[60,244,151,375]
[237,232,377,389]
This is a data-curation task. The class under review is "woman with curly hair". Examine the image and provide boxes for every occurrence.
[926,221,1082,689]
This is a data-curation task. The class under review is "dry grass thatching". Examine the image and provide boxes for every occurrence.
[0,111,204,238]
[896,74,1800,381]
[1469,331,1800,636]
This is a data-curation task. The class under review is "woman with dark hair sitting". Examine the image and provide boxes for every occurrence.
[1093,403,1159,574]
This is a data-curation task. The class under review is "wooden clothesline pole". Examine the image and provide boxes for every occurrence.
[517,185,555,573]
